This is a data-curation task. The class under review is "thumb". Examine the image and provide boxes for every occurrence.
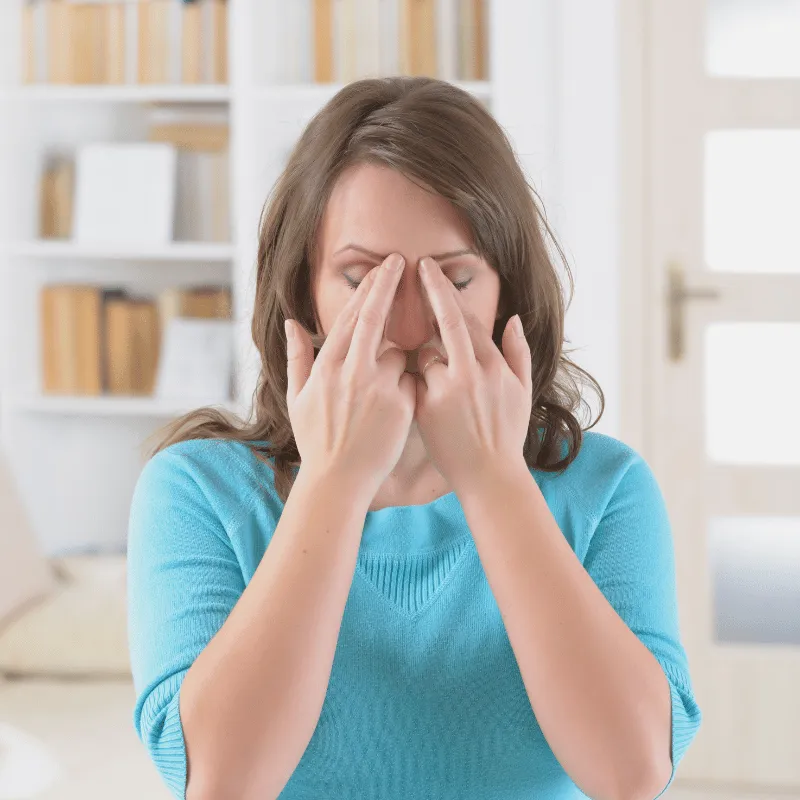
[285,319,313,405]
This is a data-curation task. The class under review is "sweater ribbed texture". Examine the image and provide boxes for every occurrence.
[127,431,702,799]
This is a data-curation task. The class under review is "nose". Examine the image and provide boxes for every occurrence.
[382,262,438,354]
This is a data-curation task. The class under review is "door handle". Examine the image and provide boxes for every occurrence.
[667,261,721,362]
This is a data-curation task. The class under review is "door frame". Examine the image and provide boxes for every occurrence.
[618,0,652,458]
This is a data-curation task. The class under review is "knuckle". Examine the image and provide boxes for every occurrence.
[358,305,384,328]
[439,312,464,332]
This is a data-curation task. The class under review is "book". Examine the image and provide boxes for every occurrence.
[436,0,458,81]
[137,0,171,84]
[333,0,357,83]
[46,0,72,83]
[378,0,400,77]
[129,300,160,394]
[40,156,74,239]
[150,121,229,242]
[74,286,103,394]
[149,122,229,151]
[210,0,228,83]
[104,2,127,84]
[356,0,381,79]
[22,0,37,84]
[40,285,102,395]
[157,286,232,334]
[400,0,437,77]
[458,0,486,80]
[313,0,334,82]
[104,295,160,395]
[154,317,233,402]
[73,143,177,246]
[70,3,103,84]
[181,0,203,83]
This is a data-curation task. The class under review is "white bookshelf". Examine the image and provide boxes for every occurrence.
[4,240,235,262]
[3,393,244,418]
[0,84,231,103]
[0,0,548,554]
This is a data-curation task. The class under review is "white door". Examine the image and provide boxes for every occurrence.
[648,0,800,791]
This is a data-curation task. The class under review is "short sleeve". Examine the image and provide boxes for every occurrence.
[127,448,246,800]
[580,453,702,798]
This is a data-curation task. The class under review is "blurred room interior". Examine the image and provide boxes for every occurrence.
[0,0,799,798]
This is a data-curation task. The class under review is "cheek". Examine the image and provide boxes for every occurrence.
[467,296,501,334]
[312,286,345,334]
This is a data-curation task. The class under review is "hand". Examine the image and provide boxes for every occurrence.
[284,253,417,497]
[413,256,533,494]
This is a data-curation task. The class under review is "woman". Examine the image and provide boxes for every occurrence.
[127,76,701,800]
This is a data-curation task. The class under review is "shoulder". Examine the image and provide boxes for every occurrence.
[134,438,277,527]
[542,430,662,524]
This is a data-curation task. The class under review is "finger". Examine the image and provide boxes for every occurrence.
[502,315,533,394]
[447,280,496,365]
[346,253,406,367]
[419,256,475,371]
[285,318,313,406]
[313,264,380,367]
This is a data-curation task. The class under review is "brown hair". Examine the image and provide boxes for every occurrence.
[144,76,604,504]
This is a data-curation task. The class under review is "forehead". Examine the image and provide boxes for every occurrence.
[318,163,473,254]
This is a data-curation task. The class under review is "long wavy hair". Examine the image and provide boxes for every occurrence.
[144,76,604,504]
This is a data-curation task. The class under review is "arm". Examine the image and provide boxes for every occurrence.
[458,455,701,800]
[128,452,372,800]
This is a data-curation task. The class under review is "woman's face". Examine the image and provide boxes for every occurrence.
[312,162,502,374]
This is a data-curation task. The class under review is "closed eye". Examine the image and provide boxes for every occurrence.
[343,276,472,292]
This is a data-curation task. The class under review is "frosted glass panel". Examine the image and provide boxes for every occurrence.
[705,131,800,274]
[710,517,800,645]
[707,0,800,76]
[705,323,800,464]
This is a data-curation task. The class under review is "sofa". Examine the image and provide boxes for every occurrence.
[0,451,171,799]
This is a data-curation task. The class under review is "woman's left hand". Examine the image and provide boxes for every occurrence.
[414,256,533,494]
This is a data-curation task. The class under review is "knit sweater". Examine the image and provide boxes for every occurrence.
[127,431,701,800]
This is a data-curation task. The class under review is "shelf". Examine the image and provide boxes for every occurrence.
[0,84,231,104]
[2,393,245,418]
[4,241,236,262]
[251,80,492,103]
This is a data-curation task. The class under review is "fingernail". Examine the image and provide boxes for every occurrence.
[385,254,404,272]
[513,315,524,337]
[285,320,295,340]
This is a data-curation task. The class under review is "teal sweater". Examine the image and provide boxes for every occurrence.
[127,431,701,799]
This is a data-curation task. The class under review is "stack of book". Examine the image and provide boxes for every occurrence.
[40,284,231,396]
[312,0,487,83]
[22,0,228,85]
[150,120,230,242]
[38,121,230,242]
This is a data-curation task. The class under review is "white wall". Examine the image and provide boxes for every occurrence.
[491,0,621,438]
[553,0,621,437]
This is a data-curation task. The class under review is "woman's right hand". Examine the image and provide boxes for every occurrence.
[284,253,417,495]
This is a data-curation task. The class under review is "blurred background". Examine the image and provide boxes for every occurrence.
[0,0,798,798]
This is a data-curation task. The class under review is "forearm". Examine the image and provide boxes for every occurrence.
[181,464,370,800]
[458,461,672,800]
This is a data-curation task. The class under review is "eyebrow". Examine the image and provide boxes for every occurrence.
[333,244,478,262]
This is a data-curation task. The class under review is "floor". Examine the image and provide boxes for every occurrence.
[666,784,800,800]
[1,676,799,800]
[0,677,171,799]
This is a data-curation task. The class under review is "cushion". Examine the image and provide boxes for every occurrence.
[0,554,130,679]
[0,450,57,632]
